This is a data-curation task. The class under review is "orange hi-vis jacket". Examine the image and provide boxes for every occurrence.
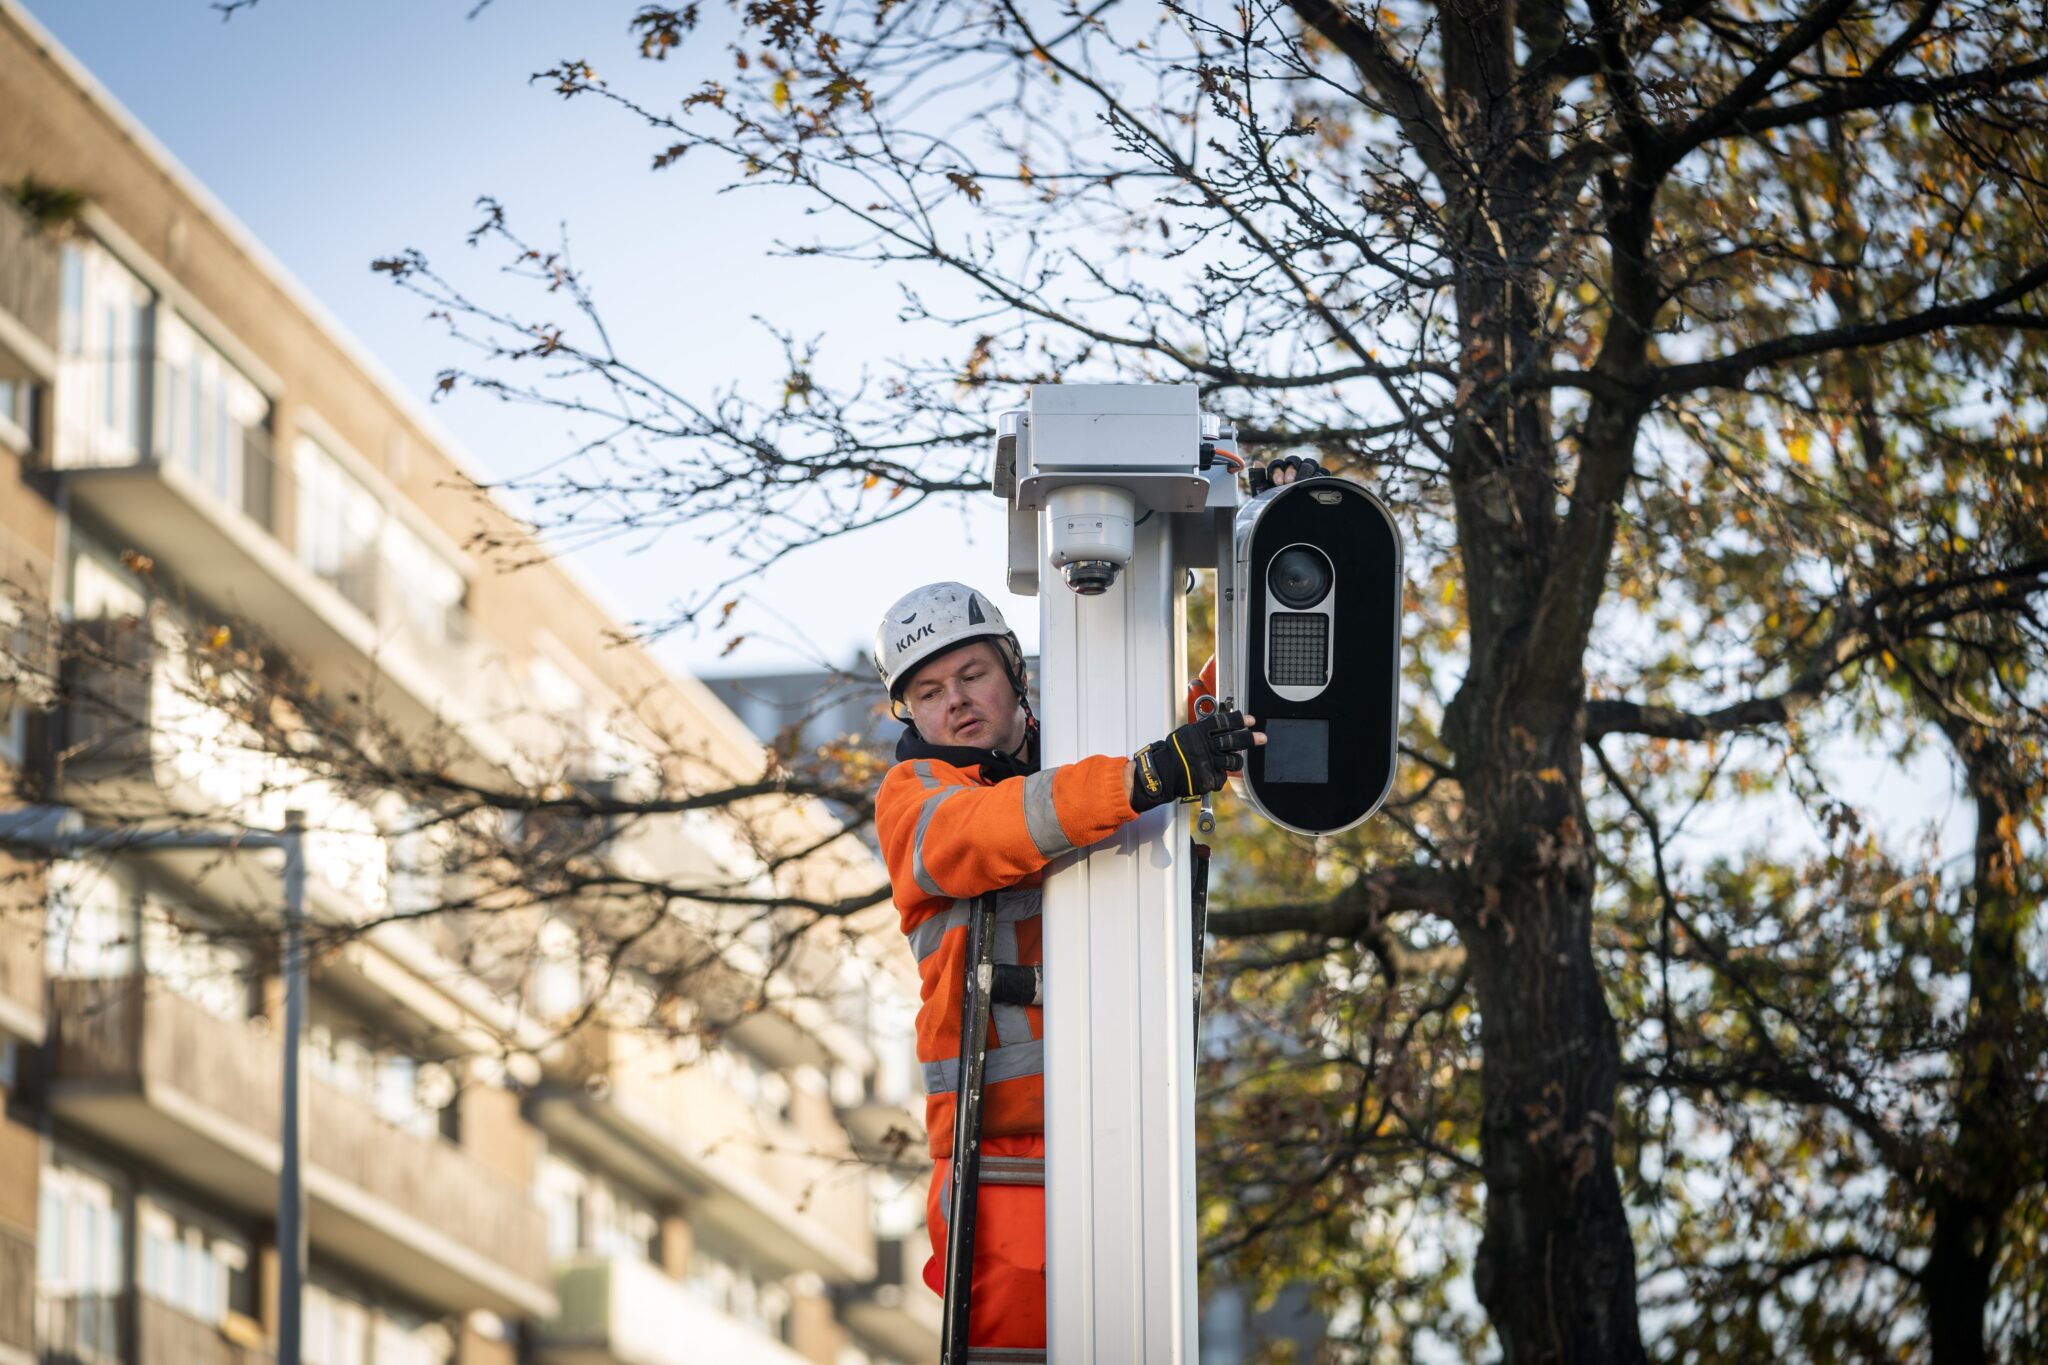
[875,742,1138,1158]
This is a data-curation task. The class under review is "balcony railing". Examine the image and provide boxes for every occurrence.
[561,1024,873,1280]
[34,1291,273,1365]
[134,1296,274,1365]
[59,614,158,782]
[48,388,501,757]
[52,356,283,535]
[308,549,473,670]
[47,358,474,662]
[306,1072,544,1280]
[48,978,551,1310]
[543,1255,812,1365]
[34,1291,122,1365]
[0,196,61,351]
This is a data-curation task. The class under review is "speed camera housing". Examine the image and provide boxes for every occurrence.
[1228,476,1402,836]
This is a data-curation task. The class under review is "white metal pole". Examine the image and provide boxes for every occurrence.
[277,808,308,1365]
[1040,507,1199,1363]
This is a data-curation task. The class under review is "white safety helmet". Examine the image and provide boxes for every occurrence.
[874,582,1020,700]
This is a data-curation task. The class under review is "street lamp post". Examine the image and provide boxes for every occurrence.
[276,808,307,1365]
[0,804,310,1365]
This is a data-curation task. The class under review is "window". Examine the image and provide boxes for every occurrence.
[373,1309,451,1365]
[592,1178,661,1263]
[536,1153,585,1262]
[526,646,642,783]
[294,435,467,642]
[141,892,254,1021]
[306,1278,449,1365]
[45,862,136,979]
[68,536,148,621]
[534,1150,662,1263]
[55,240,152,467]
[157,315,266,518]
[37,1152,127,1363]
[295,436,383,616]
[305,999,455,1142]
[58,247,82,355]
[136,1194,251,1326]
[386,813,444,918]
[0,587,39,765]
[0,374,34,453]
[529,914,584,1023]
[304,1280,371,1365]
[686,1240,791,1343]
[707,1042,791,1122]
[380,517,464,648]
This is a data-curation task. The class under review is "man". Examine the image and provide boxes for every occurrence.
[870,586,1261,1353]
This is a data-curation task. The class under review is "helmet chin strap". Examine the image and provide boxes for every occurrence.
[1000,635,1037,745]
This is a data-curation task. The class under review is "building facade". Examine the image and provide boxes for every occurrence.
[0,4,933,1364]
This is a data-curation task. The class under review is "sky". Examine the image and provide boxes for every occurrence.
[22,0,1029,678]
[20,0,1977,863]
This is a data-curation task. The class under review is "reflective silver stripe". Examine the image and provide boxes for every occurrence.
[906,901,959,961]
[914,759,941,789]
[906,886,1043,963]
[938,1159,1043,1226]
[996,885,1042,926]
[965,1349,1048,1363]
[922,1038,1044,1094]
[991,919,1034,1048]
[980,1155,1044,1187]
[1020,769,1074,860]
[910,785,962,897]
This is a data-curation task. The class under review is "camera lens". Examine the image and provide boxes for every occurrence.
[1062,560,1120,596]
[1268,547,1331,609]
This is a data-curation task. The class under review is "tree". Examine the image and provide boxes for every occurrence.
[24,0,2023,1358]
[1598,280,2048,1360]
[352,0,2048,1350]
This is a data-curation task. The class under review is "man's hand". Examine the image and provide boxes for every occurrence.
[1128,710,1262,811]
[1247,456,1325,495]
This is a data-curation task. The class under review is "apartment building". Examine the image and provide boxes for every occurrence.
[0,5,935,1364]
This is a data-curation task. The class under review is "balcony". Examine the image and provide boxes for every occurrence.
[836,1236,943,1364]
[34,1291,273,1365]
[46,978,554,1320]
[47,362,513,772]
[539,1255,812,1365]
[533,1024,874,1284]
[0,195,60,363]
[56,615,455,924]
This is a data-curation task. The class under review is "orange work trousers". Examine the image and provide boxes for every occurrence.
[922,1133,1046,1351]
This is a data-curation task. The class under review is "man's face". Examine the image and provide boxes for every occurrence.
[903,640,1027,753]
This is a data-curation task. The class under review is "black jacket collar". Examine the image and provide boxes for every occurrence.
[895,720,1041,783]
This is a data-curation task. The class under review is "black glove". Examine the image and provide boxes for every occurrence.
[1131,710,1257,811]
[1248,456,1325,495]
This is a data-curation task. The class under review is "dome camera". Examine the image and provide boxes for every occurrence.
[1047,485,1136,596]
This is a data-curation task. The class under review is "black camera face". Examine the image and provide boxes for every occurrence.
[1234,478,1401,837]
[1267,546,1332,610]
